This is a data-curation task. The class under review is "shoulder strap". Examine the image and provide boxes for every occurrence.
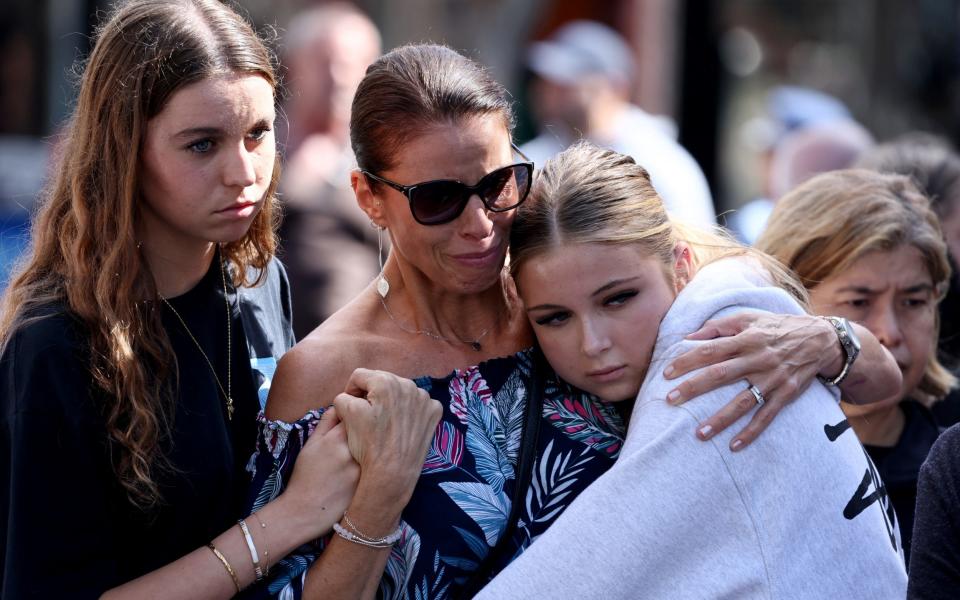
[459,348,546,598]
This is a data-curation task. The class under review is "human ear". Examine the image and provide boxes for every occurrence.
[351,170,387,228]
[673,243,694,293]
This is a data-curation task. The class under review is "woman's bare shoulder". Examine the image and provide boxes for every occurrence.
[265,308,380,421]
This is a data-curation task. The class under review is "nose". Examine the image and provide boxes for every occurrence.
[457,194,495,239]
[580,317,611,358]
[223,143,258,189]
[866,303,904,352]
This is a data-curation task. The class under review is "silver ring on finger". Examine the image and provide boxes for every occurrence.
[747,384,765,407]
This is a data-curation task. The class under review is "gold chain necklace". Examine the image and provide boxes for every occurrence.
[160,257,233,420]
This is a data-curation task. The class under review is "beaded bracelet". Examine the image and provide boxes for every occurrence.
[237,519,264,582]
[333,522,398,548]
[333,512,402,548]
[343,512,402,544]
[207,543,241,593]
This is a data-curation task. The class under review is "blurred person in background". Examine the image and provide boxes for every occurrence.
[728,87,873,244]
[521,20,716,227]
[277,4,383,338]
[757,169,956,563]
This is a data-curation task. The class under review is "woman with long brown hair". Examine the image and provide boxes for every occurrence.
[0,1,438,598]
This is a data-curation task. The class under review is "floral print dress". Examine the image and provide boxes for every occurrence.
[243,349,625,599]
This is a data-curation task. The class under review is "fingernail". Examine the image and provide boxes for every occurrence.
[667,389,681,404]
[664,365,675,378]
[730,439,744,451]
[697,424,713,439]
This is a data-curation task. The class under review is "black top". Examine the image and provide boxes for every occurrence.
[909,423,960,599]
[0,257,295,599]
[864,399,942,565]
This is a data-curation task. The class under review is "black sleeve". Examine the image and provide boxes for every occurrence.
[909,424,960,599]
[1,315,124,599]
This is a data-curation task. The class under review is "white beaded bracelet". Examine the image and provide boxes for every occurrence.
[332,516,402,548]
[237,519,264,582]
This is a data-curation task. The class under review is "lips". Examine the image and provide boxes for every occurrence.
[215,200,260,218]
[450,243,504,268]
[586,365,626,381]
[217,200,258,213]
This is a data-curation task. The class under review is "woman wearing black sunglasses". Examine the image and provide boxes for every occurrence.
[246,44,900,599]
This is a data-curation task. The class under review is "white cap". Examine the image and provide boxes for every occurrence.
[527,20,634,86]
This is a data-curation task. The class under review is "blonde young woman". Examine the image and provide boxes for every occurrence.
[476,143,906,599]
[0,1,438,598]
[756,169,955,562]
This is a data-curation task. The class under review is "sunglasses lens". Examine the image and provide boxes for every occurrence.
[482,164,531,210]
[408,164,532,225]
[410,182,470,224]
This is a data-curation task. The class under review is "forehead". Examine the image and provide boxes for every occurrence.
[829,245,933,291]
[151,74,275,132]
[385,114,513,183]
[519,243,666,297]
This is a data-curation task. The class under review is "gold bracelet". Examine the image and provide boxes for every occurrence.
[207,543,241,593]
[250,512,270,576]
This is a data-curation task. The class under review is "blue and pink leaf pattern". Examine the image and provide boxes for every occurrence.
[543,394,623,456]
[422,421,465,475]
[244,349,625,599]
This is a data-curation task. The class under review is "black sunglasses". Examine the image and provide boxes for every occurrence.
[362,155,534,226]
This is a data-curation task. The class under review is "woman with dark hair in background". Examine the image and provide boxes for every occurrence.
[0,1,436,597]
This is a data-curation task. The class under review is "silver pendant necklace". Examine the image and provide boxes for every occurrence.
[378,294,491,351]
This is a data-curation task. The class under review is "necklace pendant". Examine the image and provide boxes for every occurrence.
[226,397,234,420]
[470,341,482,351]
[377,276,390,298]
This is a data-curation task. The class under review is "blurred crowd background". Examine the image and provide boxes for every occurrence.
[4,0,960,335]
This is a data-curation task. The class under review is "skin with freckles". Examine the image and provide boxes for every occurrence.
[810,245,938,421]
[139,74,276,268]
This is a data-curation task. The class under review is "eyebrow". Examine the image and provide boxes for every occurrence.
[525,277,641,312]
[835,283,936,294]
[173,126,224,139]
[591,277,641,298]
[172,118,273,139]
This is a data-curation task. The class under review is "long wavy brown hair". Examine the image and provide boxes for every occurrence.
[0,0,281,508]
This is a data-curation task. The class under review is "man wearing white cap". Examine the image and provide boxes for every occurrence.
[522,20,716,227]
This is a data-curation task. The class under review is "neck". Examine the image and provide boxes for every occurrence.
[142,239,217,299]
[845,403,906,447]
[380,258,517,346]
